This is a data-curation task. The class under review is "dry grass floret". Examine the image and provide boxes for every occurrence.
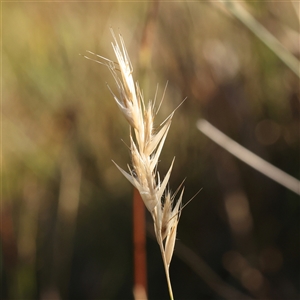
[85,30,185,300]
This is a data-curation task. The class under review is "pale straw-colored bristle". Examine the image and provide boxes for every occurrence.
[88,30,186,300]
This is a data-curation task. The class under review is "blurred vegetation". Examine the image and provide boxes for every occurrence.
[2,1,299,300]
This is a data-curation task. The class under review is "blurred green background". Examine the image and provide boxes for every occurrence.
[2,1,299,299]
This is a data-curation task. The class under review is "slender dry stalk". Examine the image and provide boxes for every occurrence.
[85,30,185,299]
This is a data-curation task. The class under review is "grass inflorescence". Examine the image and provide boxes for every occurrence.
[85,29,186,300]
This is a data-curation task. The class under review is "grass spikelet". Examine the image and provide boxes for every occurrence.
[86,29,186,300]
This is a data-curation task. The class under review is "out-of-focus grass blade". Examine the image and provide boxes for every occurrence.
[216,0,300,78]
[197,119,300,196]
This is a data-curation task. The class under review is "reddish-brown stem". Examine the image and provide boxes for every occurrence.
[133,188,147,297]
